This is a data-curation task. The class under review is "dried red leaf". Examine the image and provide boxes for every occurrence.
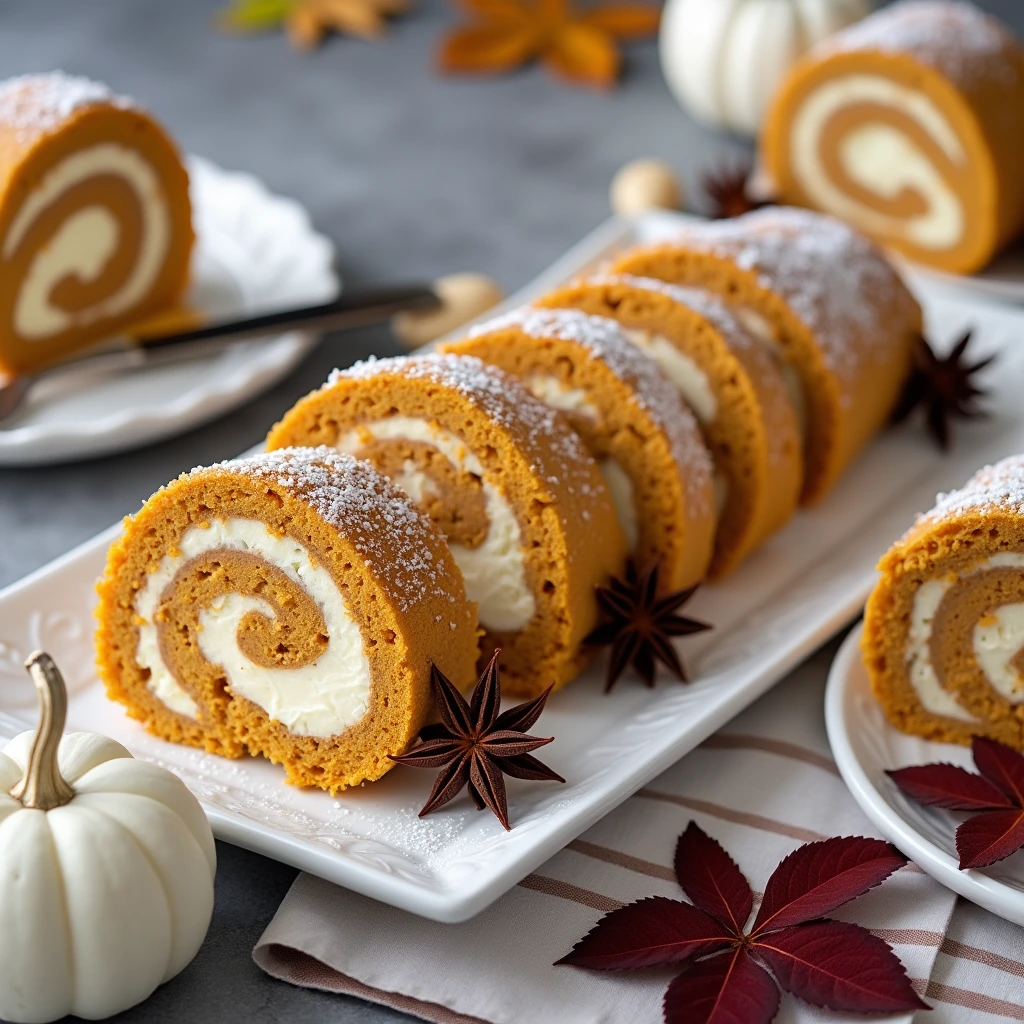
[664,949,780,1024]
[889,738,1024,872]
[956,808,1024,869]
[559,823,922,1023]
[751,837,906,934]
[887,763,1013,811]
[674,822,752,933]
[752,921,928,1013]
[556,896,731,970]
[972,737,1024,804]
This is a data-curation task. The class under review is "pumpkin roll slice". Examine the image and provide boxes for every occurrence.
[533,276,802,577]
[267,354,626,697]
[762,2,1024,275]
[95,447,477,793]
[612,207,922,504]
[0,72,194,376]
[440,307,716,590]
[863,454,1024,748]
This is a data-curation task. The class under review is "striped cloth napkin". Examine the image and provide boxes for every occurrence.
[253,637,1024,1022]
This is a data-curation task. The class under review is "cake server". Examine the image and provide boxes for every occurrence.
[0,283,440,424]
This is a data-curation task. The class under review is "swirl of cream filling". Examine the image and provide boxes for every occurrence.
[337,417,536,633]
[4,143,171,341]
[789,74,966,252]
[906,552,1024,721]
[134,518,371,737]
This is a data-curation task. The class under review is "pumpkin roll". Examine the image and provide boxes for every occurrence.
[0,72,194,376]
[532,276,802,577]
[95,447,477,793]
[762,1,1024,275]
[267,354,626,697]
[612,207,922,504]
[863,455,1024,748]
[441,307,716,590]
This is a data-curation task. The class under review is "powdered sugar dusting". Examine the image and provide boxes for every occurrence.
[0,71,134,142]
[587,273,758,354]
[819,1,1019,90]
[923,454,1024,526]
[470,306,714,515]
[674,207,918,384]
[329,352,600,499]
[196,447,457,614]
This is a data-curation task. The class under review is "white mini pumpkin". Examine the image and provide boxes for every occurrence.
[0,652,215,1023]
[659,0,872,136]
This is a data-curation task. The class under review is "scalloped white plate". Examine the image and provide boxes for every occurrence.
[825,626,1024,926]
[0,156,337,466]
[2,211,1024,923]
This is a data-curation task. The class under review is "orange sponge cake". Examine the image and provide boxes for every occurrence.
[0,72,194,375]
[762,1,1024,275]
[95,447,478,793]
[441,307,716,591]
[267,354,627,697]
[533,277,802,577]
[863,454,1024,748]
[612,207,922,505]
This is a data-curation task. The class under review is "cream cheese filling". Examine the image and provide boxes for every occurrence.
[906,553,1024,719]
[525,373,599,421]
[337,416,536,633]
[134,518,372,737]
[790,74,965,251]
[733,307,807,439]
[6,143,171,341]
[621,328,717,424]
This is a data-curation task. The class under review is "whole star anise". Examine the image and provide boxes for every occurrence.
[558,823,926,1023]
[702,159,770,219]
[389,650,564,830]
[892,330,994,449]
[585,561,711,692]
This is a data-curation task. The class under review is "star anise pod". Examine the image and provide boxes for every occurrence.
[892,330,994,449]
[585,561,711,692]
[702,159,770,219]
[388,650,564,830]
[438,0,662,90]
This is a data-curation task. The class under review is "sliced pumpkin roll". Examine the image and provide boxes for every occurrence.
[612,207,922,505]
[533,276,802,578]
[762,1,1024,275]
[95,447,478,793]
[440,306,716,590]
[267,354,627,697]
[863,454,1024,748]
[0,72,194,375]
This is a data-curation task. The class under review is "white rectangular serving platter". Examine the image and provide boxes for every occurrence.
[2,210,1024,923]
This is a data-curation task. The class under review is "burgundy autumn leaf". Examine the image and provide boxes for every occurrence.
[664,949,780,1024]
[556,896,731,970]
[887,763,1013,811]
[889,737,1024,872]
[956,808,1024,869]
[675,821,753,933]
[971,737,1024,804]
[752,921,928,1013]
[751,837,907,934]
[559,822,924,1023]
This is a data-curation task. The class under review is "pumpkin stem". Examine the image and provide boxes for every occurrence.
[10,651,75,811]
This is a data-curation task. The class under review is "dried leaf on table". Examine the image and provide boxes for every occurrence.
[438,0,662,89]
[220,0,410,49]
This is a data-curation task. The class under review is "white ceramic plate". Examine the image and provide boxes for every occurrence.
[0,156,337,467]
[904,240,1024,307]
[2,211,1024,924]
[825,626,1024,926]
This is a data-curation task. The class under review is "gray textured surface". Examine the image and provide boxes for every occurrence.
[1,1,1022,1021]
